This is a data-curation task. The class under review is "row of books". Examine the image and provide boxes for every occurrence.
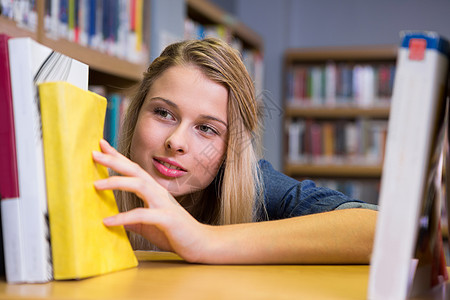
[0,0,149,64]
[184,18,240,51]
[184,17,264,94]
[88,86,130,149]
[286,118,388,165]
[0,0,37,30]
[0,34,137,284]
[286,62,396,107]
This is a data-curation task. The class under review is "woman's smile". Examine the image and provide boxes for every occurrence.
[153,157,187,178]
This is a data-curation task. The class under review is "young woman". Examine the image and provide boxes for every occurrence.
[92,38,378,265]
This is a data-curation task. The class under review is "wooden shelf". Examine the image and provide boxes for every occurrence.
[40,36,145,82]
[0,15,146,83]
[186,0,263,50]
[0,17,37,40]
[285,45,397,64]
[284,163,383,178]
[285,105,390,119]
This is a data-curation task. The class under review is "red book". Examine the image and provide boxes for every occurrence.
[0,33,19,200]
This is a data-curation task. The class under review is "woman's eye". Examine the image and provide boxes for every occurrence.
[198,124,218,135]
[154,108,174,120]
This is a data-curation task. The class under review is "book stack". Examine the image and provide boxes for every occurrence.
[0,35,137,284]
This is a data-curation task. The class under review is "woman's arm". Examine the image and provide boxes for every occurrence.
[93,139,377,264]
[197,208,377,264]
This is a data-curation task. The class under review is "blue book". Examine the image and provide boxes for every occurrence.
[88,0,96,46]
[108,93,121,149]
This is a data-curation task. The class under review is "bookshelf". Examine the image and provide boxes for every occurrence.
[185,0,264,93]
[0,0,263,148]
[185,0,263,50]
[0,0,151,148]
[0,1,148,85]
[283,45,397,203]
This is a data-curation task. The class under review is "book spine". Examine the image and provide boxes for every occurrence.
[0,33,21,281]
[0,34,19,199]
[108,93,121,149]
[8,38,53,283]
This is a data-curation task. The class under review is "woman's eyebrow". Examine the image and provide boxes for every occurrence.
[148,97,178,109]
[199,114,228,128]
[150,96,228,128]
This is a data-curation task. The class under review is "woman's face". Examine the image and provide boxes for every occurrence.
[130,65,228,197]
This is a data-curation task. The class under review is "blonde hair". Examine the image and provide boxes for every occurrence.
[117,38,265,249]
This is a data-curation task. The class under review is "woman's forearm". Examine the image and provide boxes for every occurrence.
[198,208,378,265]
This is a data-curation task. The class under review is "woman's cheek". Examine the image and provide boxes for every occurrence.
[194,139,226,173]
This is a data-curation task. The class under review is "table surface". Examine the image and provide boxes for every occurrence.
[0,251,448,300]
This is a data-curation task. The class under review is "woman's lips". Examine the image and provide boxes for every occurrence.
[152,158,187,178]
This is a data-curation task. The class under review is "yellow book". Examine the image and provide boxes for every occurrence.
[39,81,138,280]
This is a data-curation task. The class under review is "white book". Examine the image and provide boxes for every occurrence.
[287,120,304,162]
[3,37,88,283]
[368,31,450,299]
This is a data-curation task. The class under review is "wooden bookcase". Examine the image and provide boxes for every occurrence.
[0,1,147,89]
[283,45,398,203]
[185,0,264,93]
[186,0,263,51]
[1,0,263,147]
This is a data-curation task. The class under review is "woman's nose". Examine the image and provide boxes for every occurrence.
[165,125,189,154]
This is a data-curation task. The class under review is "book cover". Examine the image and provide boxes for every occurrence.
[0,33,15,279]
[368,31,450,299]
[39,81,138,280]
[5,37,88,283]
[0,34,18,200]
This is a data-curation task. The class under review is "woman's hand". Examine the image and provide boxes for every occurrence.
[92,140,377,265]
[92,139,212,263]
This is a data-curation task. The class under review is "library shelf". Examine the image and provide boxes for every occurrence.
[285,106,390,119]
[284,163,383,178]
[0,0,147,84]
[285,45,397,64]
[186,0,263,50]
[283,45,397,201]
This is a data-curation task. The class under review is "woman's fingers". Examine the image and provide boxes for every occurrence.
[99,139,121,157]
[93,149,143,178]
[95,175,171,208]
[105,209,174,252]
[95,176,148,199]
[93,140,178,209]
[104,208,165,228]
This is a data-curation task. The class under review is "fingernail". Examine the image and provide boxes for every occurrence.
[100,139,110,147]
[103,216,115,225]
[94,179,105,189]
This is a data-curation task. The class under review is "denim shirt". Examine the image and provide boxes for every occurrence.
[259,160,377,220]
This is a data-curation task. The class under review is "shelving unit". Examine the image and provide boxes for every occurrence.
[0,1,147,87]
[185,0,264,93]
[186,0,263,51]
[283,45,397,203]
[1,0,263,148]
